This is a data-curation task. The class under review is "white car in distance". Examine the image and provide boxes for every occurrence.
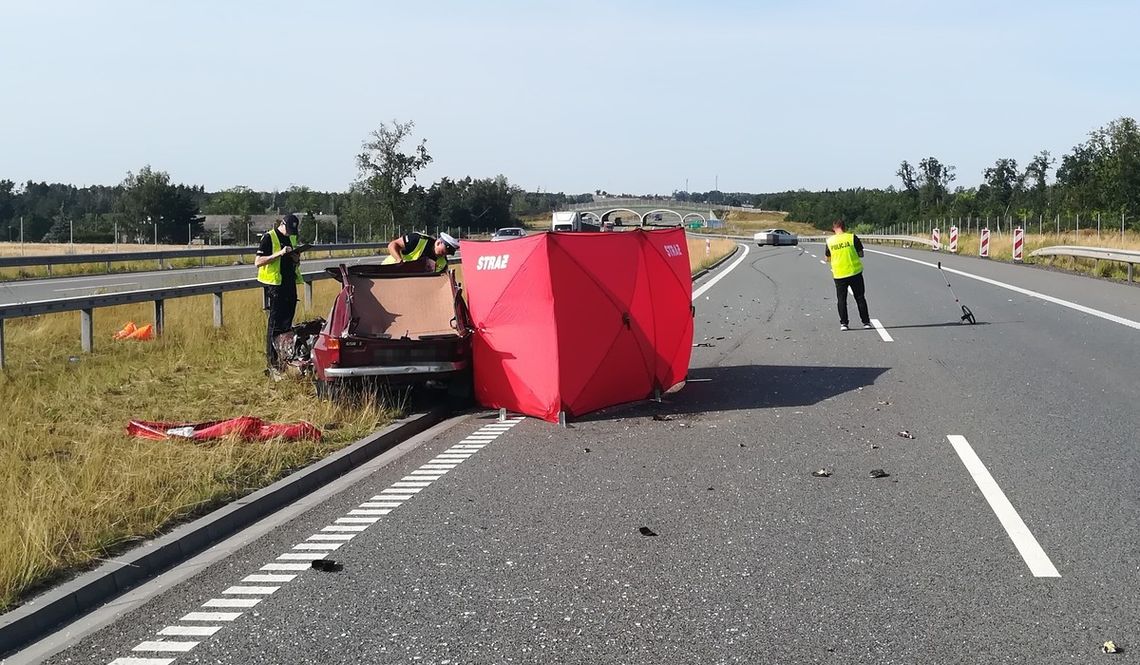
[491,227,528,242]
[753,229,799,246]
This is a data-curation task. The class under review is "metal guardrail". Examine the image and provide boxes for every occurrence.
[1030,245,1140,282]
[798,234,936,248]
[0,256,460,369]
[0,242,386,275]
[691,231,937,249]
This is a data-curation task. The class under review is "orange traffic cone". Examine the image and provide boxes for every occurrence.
[112,321,137,340]
[127,324,154,341]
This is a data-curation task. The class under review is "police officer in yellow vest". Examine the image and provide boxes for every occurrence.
[825,219,872,331]
[383,231,459,272]
[255,213,304,368]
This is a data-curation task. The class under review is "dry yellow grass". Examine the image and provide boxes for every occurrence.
[689,237,736,272]
[0,281,394,611]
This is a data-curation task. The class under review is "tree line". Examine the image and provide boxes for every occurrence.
[0,120,576,244]
[5,116,1134,243]
[720,117,1140,234]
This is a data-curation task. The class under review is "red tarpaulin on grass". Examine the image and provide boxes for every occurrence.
[461,228,693,422]
[127,417,322,442]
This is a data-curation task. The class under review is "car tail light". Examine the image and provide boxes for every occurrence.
[326,338,340,350]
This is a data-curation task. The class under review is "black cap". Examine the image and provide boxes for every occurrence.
[282,213,299,232]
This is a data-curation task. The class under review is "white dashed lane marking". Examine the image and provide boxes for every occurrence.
[870,318,894,342]
[946,435,1060,577]
[103,417,525,665]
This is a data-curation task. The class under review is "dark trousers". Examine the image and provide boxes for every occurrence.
[834,273,870,326]
[265,284,298,367]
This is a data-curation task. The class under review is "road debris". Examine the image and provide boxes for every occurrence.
[583,447,591,453]
[812,469,832,478]
[878,401,891,406]
[652,414,673,422]
[692,342,715,348]
[1102,641,1120,654]
[897,430,915,439]
[738,443,746,447]
[869,469,890,479]
[311,559,343,572]
[638,526,658,537]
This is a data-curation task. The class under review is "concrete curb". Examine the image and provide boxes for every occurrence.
[691,244,742,282]
[0,408,449,656]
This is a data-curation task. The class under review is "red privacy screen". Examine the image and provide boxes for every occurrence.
[461,228,693,422]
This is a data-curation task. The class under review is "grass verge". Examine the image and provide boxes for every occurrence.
[0,281,393,611]
[689,237,736,273]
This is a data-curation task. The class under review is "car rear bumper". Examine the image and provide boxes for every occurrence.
[323,360,468,378]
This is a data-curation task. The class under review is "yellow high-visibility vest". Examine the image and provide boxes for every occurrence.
[383,235,447,271]
[257,230,303,285]
[826,232,863,279]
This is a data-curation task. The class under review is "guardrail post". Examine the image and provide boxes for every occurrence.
[81,308,94,352]
[213,292,224,327]
[1129,263,1134,283]
[0,319,6,369]
[304,280,313,310]
[154,299,165,336]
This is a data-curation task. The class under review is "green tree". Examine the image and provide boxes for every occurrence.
[981,158,1021,217]
[116,166,200,242]
[356,119,432,226]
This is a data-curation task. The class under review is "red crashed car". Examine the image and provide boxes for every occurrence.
[311,260,474,398]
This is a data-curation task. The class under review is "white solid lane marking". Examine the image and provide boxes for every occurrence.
[109,658,176,665]
[692,243,749,300]
[133,641,198,652]
[320,524,368,532]
[181,611,242,622]
[55,282,139,293]
[870,318,893,342]
[946,435,1060,577]
[222,585,279,594]
[203,597,261,608]
[159,625,221,636]
[243,573,296,583]
[261,562,312,570]
[307,533,355,541]
[868,249,1140,331]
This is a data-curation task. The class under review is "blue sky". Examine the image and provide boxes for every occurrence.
[1,0,1137,194]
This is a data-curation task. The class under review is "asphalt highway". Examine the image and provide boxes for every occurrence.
[0,256,378,305]
[25,243,1140,664]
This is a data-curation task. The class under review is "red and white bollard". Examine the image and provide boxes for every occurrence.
[932,228,941,251]
[979,228,990,258]
[948,226,958,253]
[1013,227,1025,262]
[705,238,711,258]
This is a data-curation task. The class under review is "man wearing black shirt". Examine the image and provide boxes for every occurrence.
[255,213,302,368]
